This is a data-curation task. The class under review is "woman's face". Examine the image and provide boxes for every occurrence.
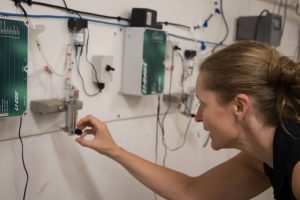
[195,72,239,150]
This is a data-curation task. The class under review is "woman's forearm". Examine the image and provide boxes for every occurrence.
[108,147,194,200]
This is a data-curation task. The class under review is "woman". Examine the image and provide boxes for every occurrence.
[75,41,300,199]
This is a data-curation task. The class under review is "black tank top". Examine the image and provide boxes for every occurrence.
[263,121,300,200]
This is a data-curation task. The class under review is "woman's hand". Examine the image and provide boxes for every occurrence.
[75,115,118,156]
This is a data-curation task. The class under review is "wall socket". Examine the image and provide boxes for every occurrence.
[92,55,114,83]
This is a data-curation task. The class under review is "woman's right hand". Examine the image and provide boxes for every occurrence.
[75,115,118,156]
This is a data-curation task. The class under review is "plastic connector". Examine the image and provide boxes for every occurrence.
[96,82,105,90]
[173,45,181,51]
[200,42,206,50]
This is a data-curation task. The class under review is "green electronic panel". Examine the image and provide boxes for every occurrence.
[141,29,166,95]
[0,18,28,118]
[122,28,166,96]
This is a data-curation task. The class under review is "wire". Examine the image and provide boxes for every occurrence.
[13,0,29,22]
[158,21,191,30]
[254,9,270,41]
[18,0,130,22]
[75,48,101,97]
[85,28,102,86]
[61,0,82,18]
[18,117,29,200]
[203,134,211,148]
[0,12,226,46]
[155,95,160,164]
[211,0,229,53]
[277,0,284,14]
[158,47,193,166]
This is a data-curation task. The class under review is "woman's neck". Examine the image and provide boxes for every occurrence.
[236,120,276,168]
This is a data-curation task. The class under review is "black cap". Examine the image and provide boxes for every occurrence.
[75,128,82,135]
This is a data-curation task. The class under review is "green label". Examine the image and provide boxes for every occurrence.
[142,29,166,95]
[0,18,28,118]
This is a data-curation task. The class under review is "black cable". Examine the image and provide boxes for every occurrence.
[157,21,190,30]
[85,28,104,90]
[277,0,284,14]
[61,0,82,18]
[211,0,228,53]
[12,0,28,18]
[75,48,101,97]
[62,0,68,8]
[13,0,207,34]
[203,134,211,148]
[155,95,161,164]
[18,117,29,200]
[18,0,130,22]
[254,9,270,41]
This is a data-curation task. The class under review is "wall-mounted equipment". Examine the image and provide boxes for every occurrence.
[121,27,167,96]
[92,55,115,83]
[183,50,197,79]
[30,89,83,136]
[0,18,28,118]
[30,98,83,115]
[236,13,282,46]
[68,18,88,47]
[130,8,161,29]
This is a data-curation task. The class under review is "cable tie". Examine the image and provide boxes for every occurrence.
[200,41,206,50]
[202,20,208,28]
[214,8,221,14]
[13,0,21,6]
[26,0,32,6]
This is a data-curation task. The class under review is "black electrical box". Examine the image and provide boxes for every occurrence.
[236,13,282,46]
[130,8,161,29]
[68,18,88,31]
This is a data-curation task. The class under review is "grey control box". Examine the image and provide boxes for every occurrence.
[30,99,83,114]
[236,13,282,46]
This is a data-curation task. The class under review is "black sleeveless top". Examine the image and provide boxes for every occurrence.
[263,121,300,200]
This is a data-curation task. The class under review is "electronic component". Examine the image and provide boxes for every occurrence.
[183,50,197,78]
[130,8,161,29]
[0,18,28,118]
[68,18,88,31]
[92,55,115,83]
[236,13,282,46]
[68,18,88,47]
[121,27,167,96]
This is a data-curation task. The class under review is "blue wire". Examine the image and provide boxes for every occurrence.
[167,33,223,46]
[0,11,226,47]
[0,12,129,27]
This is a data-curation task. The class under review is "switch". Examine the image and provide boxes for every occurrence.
[92,55,114,83]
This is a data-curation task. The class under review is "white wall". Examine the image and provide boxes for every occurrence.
[0,0,299,199]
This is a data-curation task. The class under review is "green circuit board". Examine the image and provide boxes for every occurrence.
[0,18,28,118]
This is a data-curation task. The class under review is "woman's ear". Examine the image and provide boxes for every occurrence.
[233,94,250,120]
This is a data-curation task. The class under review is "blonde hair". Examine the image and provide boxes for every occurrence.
[200,41,300,127]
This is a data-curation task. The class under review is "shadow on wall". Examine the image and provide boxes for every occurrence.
[51,133,103,200]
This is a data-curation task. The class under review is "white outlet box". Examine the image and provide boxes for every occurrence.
[92,55,114,83]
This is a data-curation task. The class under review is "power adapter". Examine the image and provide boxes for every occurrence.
[68,18,88,32]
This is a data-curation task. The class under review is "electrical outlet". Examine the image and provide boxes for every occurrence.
[92,55,114,83]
